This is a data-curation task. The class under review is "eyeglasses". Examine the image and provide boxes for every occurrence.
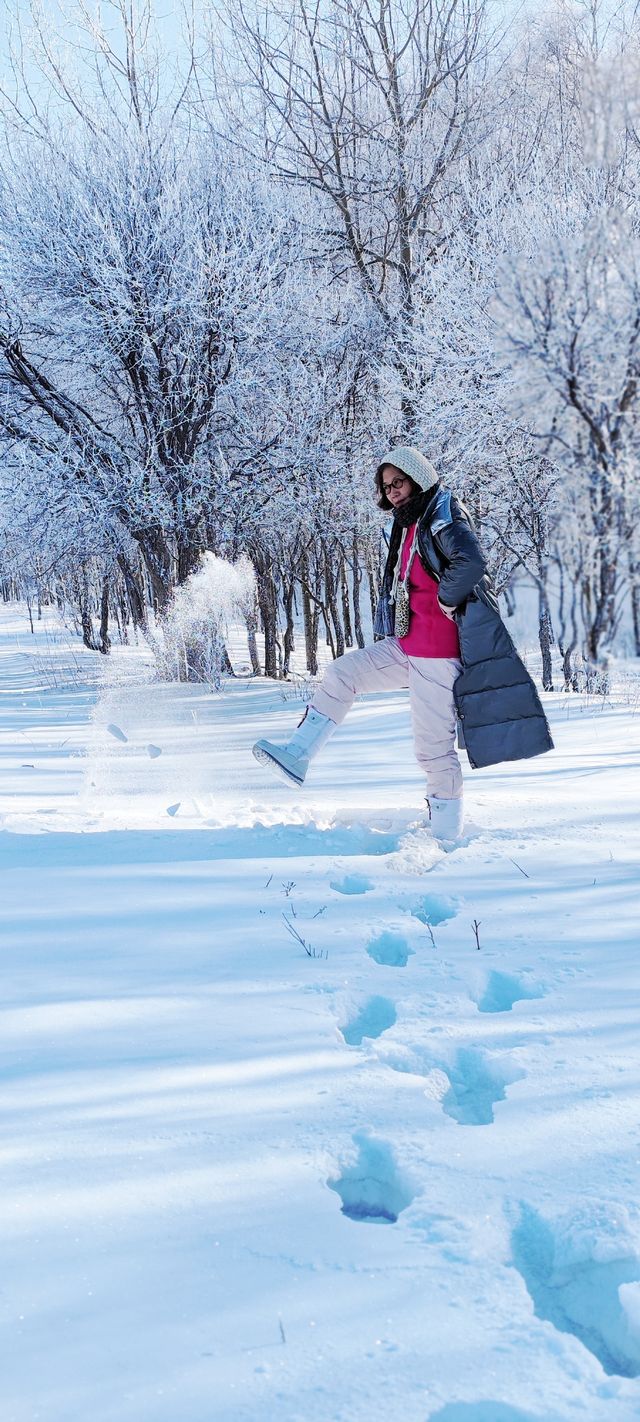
[382,475,408,494]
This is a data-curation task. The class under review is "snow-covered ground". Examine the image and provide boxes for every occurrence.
[2,604,640,1422]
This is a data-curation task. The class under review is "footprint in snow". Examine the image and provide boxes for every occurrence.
[384,1044,524,1126]
[106,723,128,743]
[511,1200,640,1378]
[340,995,397,1046]
[330,873,374,895]
[147,744,162,759]
[411,893,458,928]
[473,970,544,1014]
[366,930,414,968]
[442,1048,525,1126]
[328,1131,414,1224]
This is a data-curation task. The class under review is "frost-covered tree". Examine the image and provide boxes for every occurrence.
[498,208,640,661]
[0,0,330,622]
[204,0,500,434]
[2,0,640,679]
[379,1,640,674]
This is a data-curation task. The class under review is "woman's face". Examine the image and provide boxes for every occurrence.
[381,464,413,509]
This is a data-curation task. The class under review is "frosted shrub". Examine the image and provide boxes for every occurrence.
[148,554,256,687]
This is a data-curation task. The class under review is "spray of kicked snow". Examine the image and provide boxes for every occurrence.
[147,553,256,687]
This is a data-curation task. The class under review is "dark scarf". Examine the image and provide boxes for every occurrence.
[383,484,438,586]
[391,486,435,529]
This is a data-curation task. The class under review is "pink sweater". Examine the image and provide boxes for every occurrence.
[397,524,461,659]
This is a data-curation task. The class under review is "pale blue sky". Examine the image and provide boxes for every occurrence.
[0,0,532,85]
[0,0,617,107]
[0,0,191,94]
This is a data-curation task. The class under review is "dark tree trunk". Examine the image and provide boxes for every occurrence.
[582,475,619,662]
[219,641,234,678]
[177,534,203,586]
[351,535,365,648]
[324,546,344,659]
[632,577,640,658]
[340,557,353,648]
[117,553,147,629]
[80,608,96,650]
[628,548,640,656]
[75,567,97,652]
[255,556,279,679]
[114,600,128,645]
[323,611,336,660]
[302,585,319,676]
[538,589,553,692]
[367,554,380,625]
[300,553,319,676]
[139,529,174,612]
[555,553,580,692]
[503,582,517,617]
[282,579,296,678]
[245,592,262,675]
[561,646,574,691]
[585,554,617,662]
[99,578,111,655]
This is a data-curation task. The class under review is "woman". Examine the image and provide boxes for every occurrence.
[252,446,553,846]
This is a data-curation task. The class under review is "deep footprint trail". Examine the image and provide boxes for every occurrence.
[4,607,640,1422]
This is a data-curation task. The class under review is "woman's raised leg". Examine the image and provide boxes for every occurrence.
[253,639,409,785]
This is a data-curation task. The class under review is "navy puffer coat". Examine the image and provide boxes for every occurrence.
[374,485,554,770]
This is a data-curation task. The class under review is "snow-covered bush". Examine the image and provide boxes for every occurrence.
[147,553,256,687]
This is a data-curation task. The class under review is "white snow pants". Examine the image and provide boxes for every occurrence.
[311,637,463,799]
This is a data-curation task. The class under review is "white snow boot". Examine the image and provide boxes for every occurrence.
[427,795,464,849]
[252,707,337,787]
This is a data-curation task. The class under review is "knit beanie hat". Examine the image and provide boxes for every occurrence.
[377,445,438,492]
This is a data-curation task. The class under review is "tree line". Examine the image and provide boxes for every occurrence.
[1,0,640,688]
